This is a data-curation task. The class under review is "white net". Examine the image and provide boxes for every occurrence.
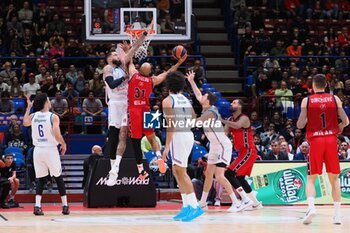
[129,36,152,60]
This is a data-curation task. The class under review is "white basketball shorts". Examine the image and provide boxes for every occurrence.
[108,100,128,128]
[170,132,194,168]
[33,146,62,178]
[207,140,232,166]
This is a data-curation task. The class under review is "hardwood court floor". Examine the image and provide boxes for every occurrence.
[0,203,349,233]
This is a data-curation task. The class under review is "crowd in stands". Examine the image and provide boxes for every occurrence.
[227,1,350,156]
[249,110,350,161]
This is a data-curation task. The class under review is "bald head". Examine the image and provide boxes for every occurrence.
[92,145,102,155]
[140,62,152,76]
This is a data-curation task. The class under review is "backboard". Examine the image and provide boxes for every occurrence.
[84,0,192,42]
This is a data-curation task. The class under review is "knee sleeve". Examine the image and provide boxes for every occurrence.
[36,177,46,195]
[131,138,143,164]
[224,169,241,189]
[53,176,67,196]
[237,176,252,193]
[108,126,120,159]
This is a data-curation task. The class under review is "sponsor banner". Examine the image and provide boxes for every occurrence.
[249,162,350,205]
[95,176,150,186]
[84,158,156,208]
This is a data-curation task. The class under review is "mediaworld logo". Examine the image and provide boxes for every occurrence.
[96,176,150,186]
[143,110,222,130]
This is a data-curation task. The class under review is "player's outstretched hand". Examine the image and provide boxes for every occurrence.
[185,70,195,82]
[178,53,187,64]
[162,147,170,162]
[118,41,130,52]
[25,93,33,109]
[60,144,67,156]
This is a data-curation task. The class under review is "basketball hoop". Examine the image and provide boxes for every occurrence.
[125,28,156,60]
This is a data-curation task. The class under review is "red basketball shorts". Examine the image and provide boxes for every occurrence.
[307,135,340,175]
[128,106,154,139]
[228,148,257,176]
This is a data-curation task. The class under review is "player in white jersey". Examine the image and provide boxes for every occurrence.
[23,93,69,216]
[162,71,204,222]
[103,33,148,186]
[186,70,246,212]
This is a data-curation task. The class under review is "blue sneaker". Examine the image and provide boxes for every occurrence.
[181,206,204,222]
[173,206,190,221]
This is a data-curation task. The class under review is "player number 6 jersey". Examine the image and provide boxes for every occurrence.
[31,111,58,147]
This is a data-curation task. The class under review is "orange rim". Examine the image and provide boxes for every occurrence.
[125,29,156,39]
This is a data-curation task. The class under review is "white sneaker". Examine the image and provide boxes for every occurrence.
[333,215,341,225]
[227,202,243,213]
[199,202,209,211]
[214,200,221,206]
[106,170,118,186]
[239,199,254,211]
[302,208,316,225]
[245,201,263,211]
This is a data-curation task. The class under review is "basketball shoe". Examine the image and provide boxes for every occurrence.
[245,201,263,211]
[227,202,244,213]
[62,205,70,215]
[173,206,190,221]
[106,170,119,186]
[214,200,221,206]
[302,208,316,224]
[33,206,44,216]
[199,202,209,211]
[156,158,167,174]
[240,199,254,211]
[138,170,149,180]
[333,215,341,225]
[181,206,204,222]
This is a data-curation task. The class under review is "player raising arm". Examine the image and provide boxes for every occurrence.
[126,55,186,179]
[220,99,262,211]
[104,32,148,186]
[23,93,69,216]
[186,71,251,212]
[162,71,203,222]
[297,74,349,225]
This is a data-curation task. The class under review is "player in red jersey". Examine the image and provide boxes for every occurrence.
[297,74,349,225]
[221,99,262,211]
[127,56,186,179]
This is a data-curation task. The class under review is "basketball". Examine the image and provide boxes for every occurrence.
[172,45,187,60]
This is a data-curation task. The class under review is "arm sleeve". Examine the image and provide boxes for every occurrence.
[105,76,125,89]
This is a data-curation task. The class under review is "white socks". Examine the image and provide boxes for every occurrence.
[181,193,188,207]
[229,192,239,205]
[156,151,162,159]
[248,192,260,205]
[307,197,315,210]
[137,164,144,173]
[114,155,122,171]
[35,195,67,207]
[35,195,42,207]
[110,159,115,169]
[187,193,198,208]
[334,202,341,216]
[236,187,250,202]
[61,195,68,206]
[200,191,208,204]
